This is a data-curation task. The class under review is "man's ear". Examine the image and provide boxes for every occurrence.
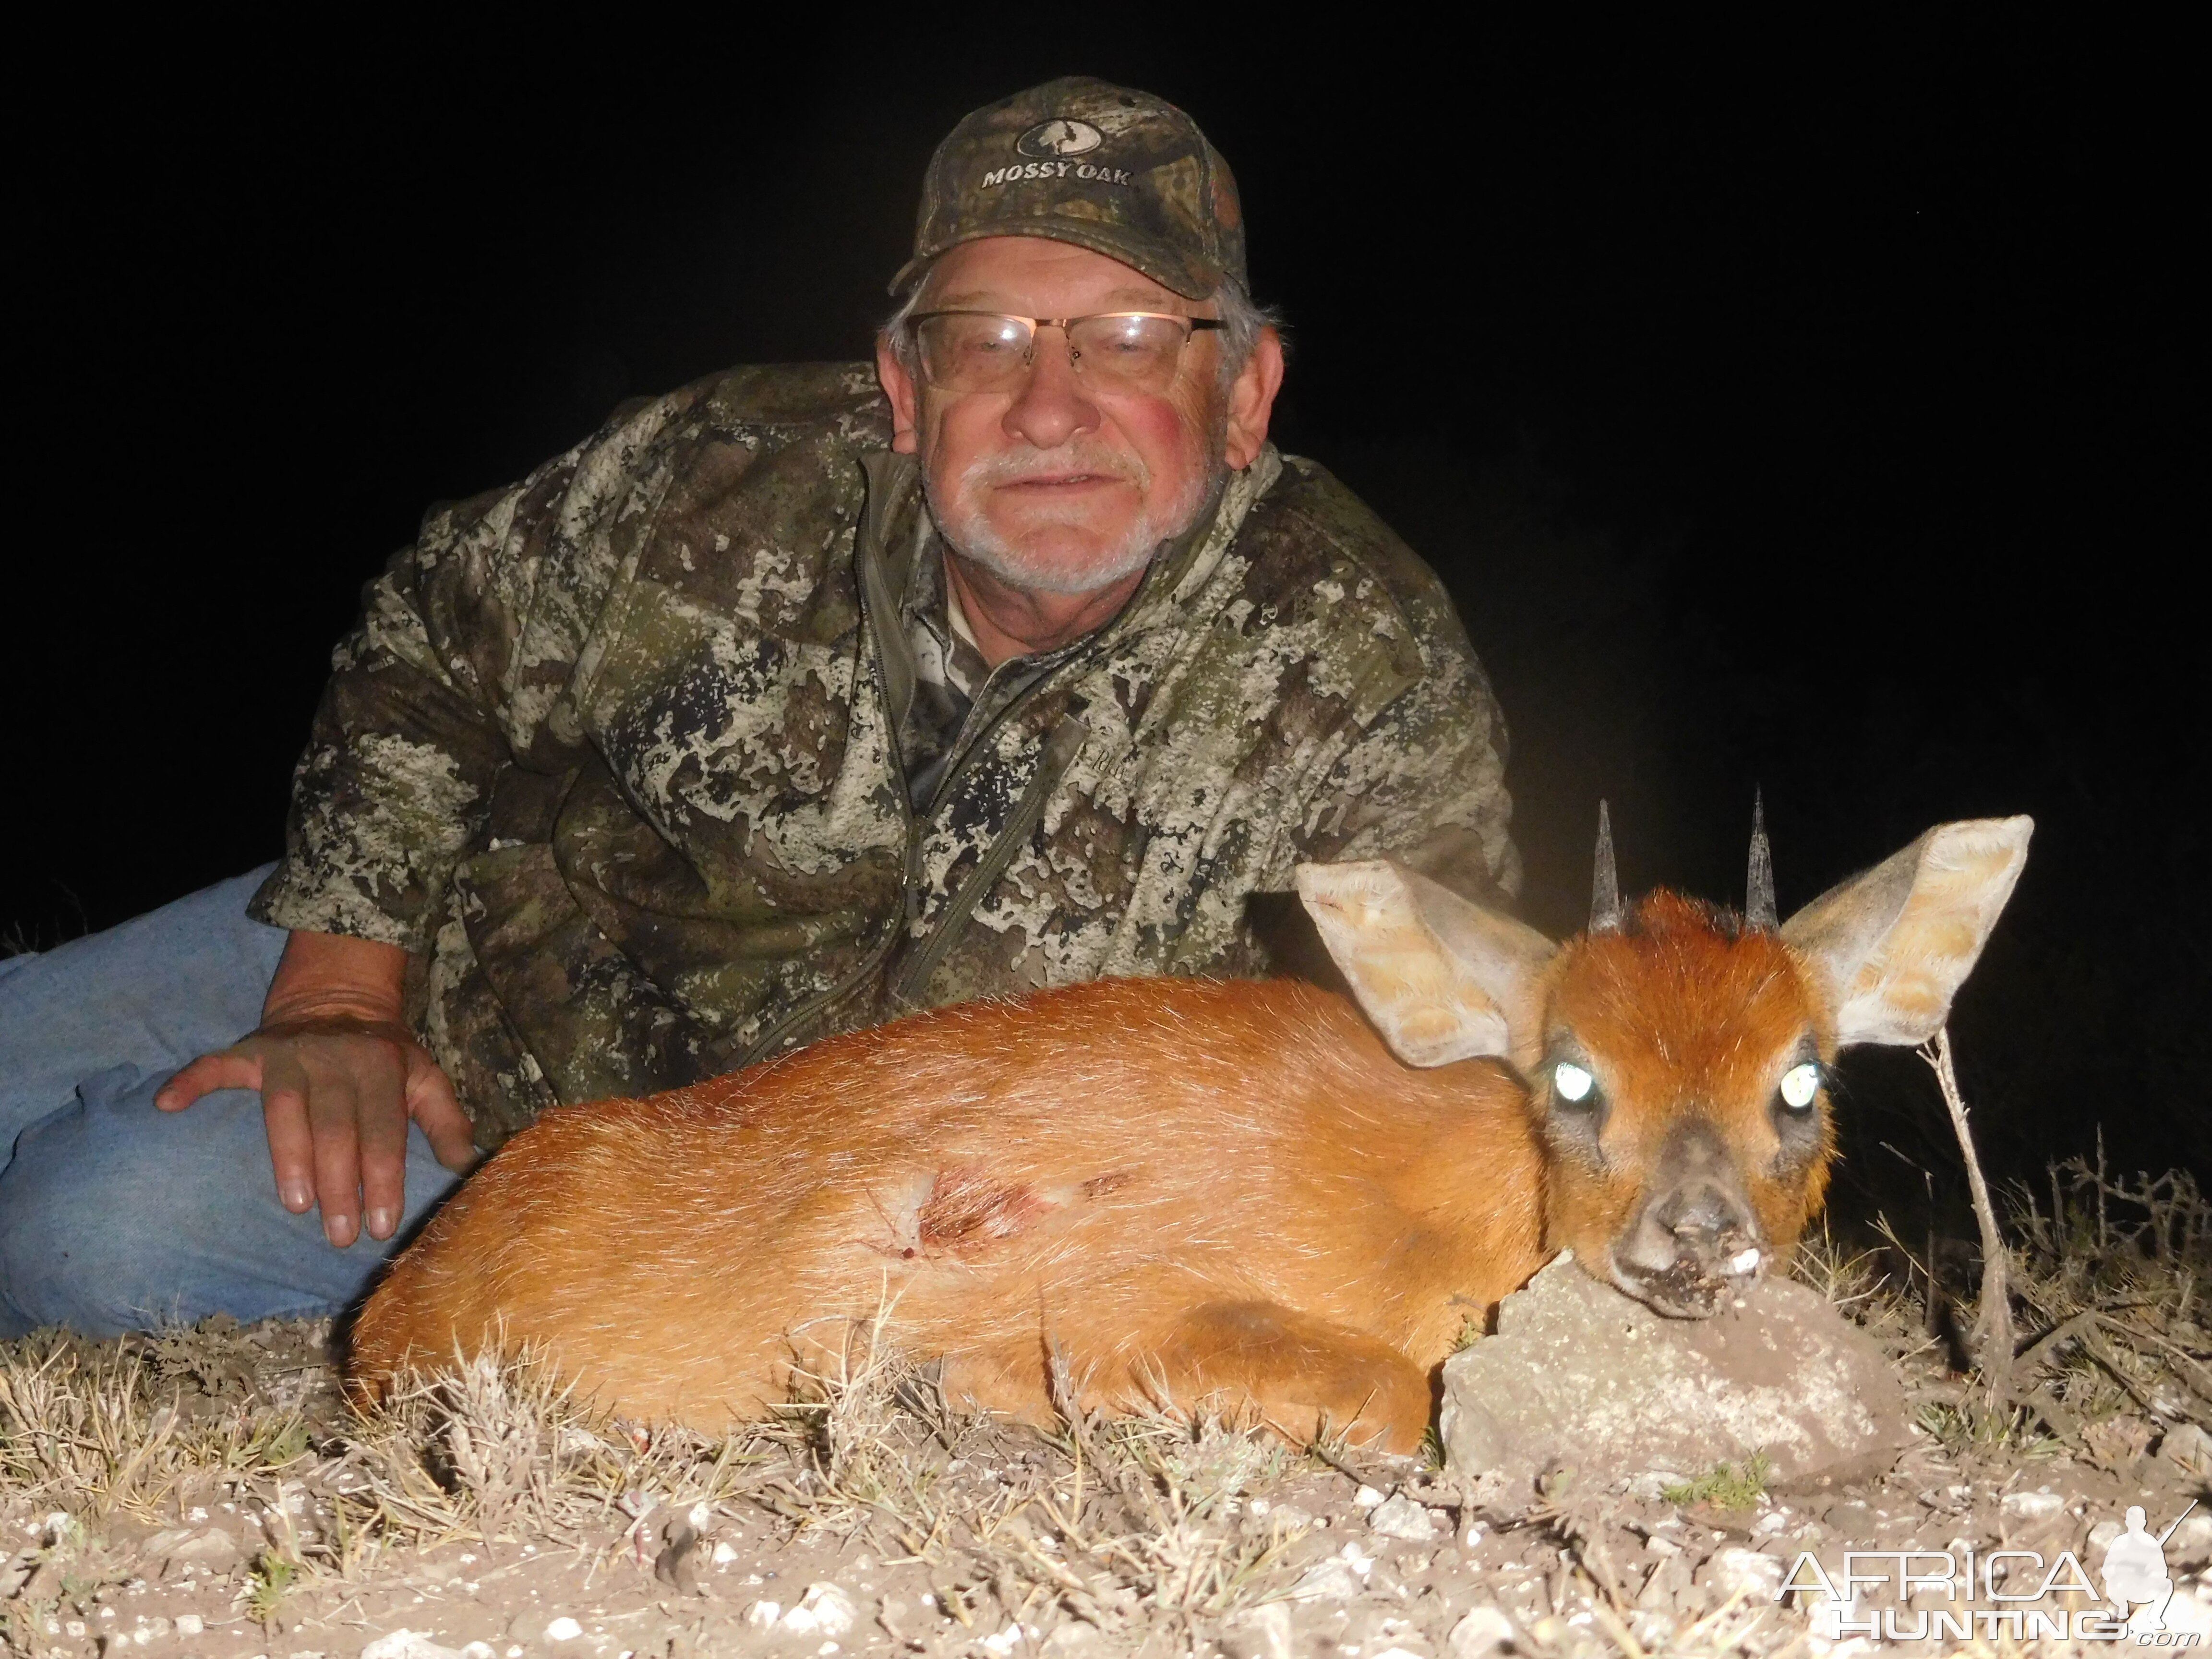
[1294,860,1555,1068]
[1223,327,1284,472]
[1781,817,2033,1047]
[875,335,921,456]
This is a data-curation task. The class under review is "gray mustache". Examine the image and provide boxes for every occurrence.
[960,445,1148,492]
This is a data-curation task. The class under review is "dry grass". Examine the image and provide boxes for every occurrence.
[329,1312,1319,1632]
[740,1318,1318,1636]
[0,1312,1332,1649]
[335,1345,759,1557]
[1822,1141,2212,1471]
[0,1333,311,1518]
[1789,1218,1933,1352]
[1991,1154,2212,1448]
[8,1155,2212,1655]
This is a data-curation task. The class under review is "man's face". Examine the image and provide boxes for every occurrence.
[878,237,1277,596]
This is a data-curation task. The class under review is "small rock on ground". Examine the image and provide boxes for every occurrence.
[1222,1600,1296,1659]
[1439,1251,1910,1495]
[1367,1492,1441,1541]
[1445,1607,1515,1659]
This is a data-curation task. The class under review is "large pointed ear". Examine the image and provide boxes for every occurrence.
[1780,817,2033,1047]
[1294,860,1557,1068]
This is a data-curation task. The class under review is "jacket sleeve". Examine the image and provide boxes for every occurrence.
[248,395,683,950]
[1295,604,1523,907]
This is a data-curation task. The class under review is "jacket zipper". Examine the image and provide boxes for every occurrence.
[885,711,1088,1010]
[732,464,1099,1063]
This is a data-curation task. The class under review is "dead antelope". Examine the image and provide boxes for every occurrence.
[350,811,2031,1452]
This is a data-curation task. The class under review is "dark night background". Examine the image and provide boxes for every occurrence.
[7,25,2197,1220]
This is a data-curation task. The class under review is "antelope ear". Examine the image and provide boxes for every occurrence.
[1294,860,1557,1067]
[1780,817,2033,1047]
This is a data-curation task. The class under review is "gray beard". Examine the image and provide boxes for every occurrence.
[924,445,1225,597]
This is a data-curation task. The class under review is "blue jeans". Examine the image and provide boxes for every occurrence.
[0,868,465,1336]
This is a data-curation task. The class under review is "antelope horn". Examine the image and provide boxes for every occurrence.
[1746,790,1778,932]
[1591,800,1622,934]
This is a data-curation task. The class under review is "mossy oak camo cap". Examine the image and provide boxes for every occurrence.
[892,76,1247,300]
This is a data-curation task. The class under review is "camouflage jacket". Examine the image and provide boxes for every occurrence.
[251,363,1519,1147]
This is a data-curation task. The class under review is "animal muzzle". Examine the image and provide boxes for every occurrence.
[1611,1119,1766,1317]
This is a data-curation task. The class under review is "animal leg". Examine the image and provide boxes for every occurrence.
[1124,1299,1433,1455]
[933,1340,1059,1427]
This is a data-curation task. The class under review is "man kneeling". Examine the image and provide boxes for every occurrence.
[0,78,1516,1334]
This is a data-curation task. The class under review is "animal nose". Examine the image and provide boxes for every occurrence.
[1652,1183,1762,1273]
[1621,1118,1766,1283]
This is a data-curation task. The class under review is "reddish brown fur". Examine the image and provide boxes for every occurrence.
[353,978,1546,1451]
[352,900,1842,1454]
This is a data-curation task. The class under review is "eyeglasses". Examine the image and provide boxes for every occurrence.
[907,311,1225,396]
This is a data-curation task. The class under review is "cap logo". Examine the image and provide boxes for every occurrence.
[1016,119,1102,158]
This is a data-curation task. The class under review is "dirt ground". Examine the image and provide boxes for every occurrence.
[6,1186,2212,1659]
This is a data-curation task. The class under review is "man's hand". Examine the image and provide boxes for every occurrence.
[154,931,478,1247]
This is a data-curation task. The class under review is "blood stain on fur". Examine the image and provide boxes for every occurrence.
[915,1167,1050,1256]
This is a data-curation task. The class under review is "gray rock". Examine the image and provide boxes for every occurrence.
[1221,1601,1296,1659]
[2170,1515,2212,1569]
[1695,1548,1785,1601]
[2163,1423,2212,1479]
[1288,1559,1364,1601]
[1439,1252,1910,1496]
[1288,1543,1375,1601]
[360,1635,469,1659]
[163,1527,240,1570]
[1444,1608,1515,1659]
[781,1582,859,1637]
[1367,1494,1440,1542]
[505,1610,577,1644]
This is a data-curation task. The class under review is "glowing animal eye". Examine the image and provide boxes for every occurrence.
[1553,1063,1595,1103]
[1779,1063,1821,1111]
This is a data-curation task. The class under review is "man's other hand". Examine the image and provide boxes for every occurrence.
[153,931,478,1247]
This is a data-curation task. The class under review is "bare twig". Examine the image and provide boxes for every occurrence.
[1302,1434,1389,1497]
[1921,1027,2014,1404]
[2008,1382,2082,1442]
[2080,1328,2162,1417]
[2015,1310,2101,1377]
[2133,1327,2212,1405]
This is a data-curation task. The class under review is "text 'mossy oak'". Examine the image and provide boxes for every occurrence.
[351,815,2032,1452]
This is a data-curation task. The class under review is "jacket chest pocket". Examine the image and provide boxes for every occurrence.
[593,624,904,873]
